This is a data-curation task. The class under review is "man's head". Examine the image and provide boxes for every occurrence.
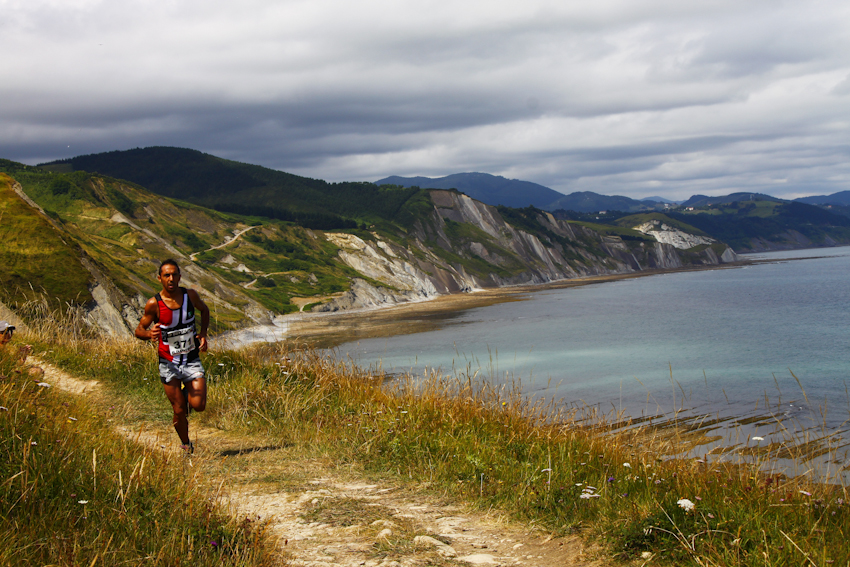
[157,259,181,293]
[0,321,14,346]
[158,259,180,277]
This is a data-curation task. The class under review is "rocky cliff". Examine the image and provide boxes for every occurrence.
[316,191,739,312]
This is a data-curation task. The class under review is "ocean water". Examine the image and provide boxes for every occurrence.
[337,247,850,465]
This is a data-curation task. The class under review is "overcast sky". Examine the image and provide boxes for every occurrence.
[2,0,850,200]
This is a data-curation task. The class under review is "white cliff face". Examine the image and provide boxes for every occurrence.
[634,220,715,250]
[431,192,583,282]
[86,284,131,337]
[721,247,739,262]
[325,233,440,298]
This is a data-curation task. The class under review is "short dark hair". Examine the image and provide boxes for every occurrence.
[158,259,180,276]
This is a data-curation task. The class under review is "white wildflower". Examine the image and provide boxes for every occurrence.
[78,500,89,504]
[37,382,51,388]
[623,463,631,468]
[752,436,764,441]
[580,487,601,499]
[677,498,695,512]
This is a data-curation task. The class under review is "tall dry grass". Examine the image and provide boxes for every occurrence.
[0,303,275,566]
[13,299,850,566]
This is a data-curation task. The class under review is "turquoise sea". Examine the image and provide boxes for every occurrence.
[337,247,850,472]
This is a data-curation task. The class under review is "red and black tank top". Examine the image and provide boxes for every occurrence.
[155,287,199,364]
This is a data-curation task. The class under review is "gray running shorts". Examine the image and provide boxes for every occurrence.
[159,359,205,384]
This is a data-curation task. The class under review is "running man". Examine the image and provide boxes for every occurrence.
[135,259,210,454]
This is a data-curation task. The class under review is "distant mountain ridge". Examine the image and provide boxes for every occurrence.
[795,191,850,207]
[681,192,785,208]
[641,196,681,205]
[35,146,850,258]
[376,172,664,213]
[546,191,662,213]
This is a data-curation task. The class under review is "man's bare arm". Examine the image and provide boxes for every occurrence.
[187,289,210,351]
[135,297,161,342]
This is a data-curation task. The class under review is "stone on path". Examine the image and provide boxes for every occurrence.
[413,535,457,557]
[459,554,501,565]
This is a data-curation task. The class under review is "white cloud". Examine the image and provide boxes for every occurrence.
[1,0,850,199]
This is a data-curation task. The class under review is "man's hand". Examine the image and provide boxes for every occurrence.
[197,334,208,352]
[150,323,161,342]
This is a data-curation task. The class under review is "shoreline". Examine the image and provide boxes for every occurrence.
[219,260,752,349]
[218,248,837,350]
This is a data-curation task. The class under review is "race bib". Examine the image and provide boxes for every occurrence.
[164,327,195,356]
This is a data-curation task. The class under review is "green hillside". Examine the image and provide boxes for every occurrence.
[613,212,711,237]
[0,159,369,327]
[547,191,662,213]
[680,192,784,208]
[558,199,850,253]
[41,147,425,231]
[0,168,93,306]
[669,200,850,251]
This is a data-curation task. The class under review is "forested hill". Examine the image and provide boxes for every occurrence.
[668,200,850,252]
[575,196,850,253]
[375,172,565,209]
[41,147,423,230]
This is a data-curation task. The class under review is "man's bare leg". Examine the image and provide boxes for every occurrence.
[163,382,191,445]
[184,375,207,412]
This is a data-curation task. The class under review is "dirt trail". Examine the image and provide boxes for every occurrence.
[189,225,259,261]
[35,358,613,567]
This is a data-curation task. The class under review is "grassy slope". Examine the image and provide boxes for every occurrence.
[19,306,850,567]
[0,346,273,566]
[0,172,93,306]
[613,212,712,238]
[0,160,367,324]
[670,201,850,251]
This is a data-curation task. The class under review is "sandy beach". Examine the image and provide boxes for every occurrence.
[254,263,754,349]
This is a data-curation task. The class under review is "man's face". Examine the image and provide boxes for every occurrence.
[157,264,181,292]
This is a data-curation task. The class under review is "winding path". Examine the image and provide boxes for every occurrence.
[33,356,610,567]
[190,225,260,261]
